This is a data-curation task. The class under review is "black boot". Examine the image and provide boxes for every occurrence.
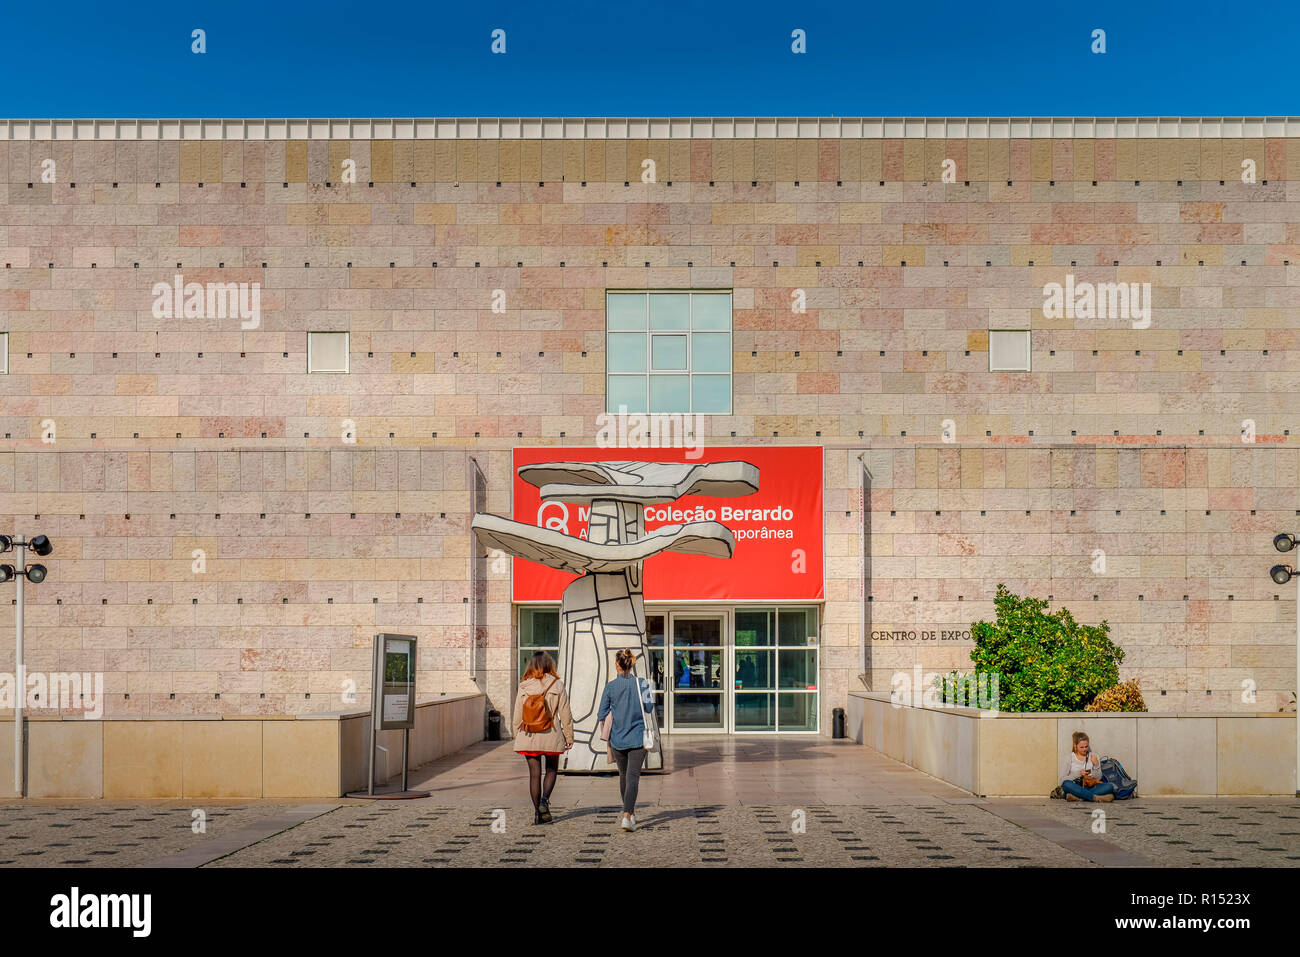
[539,799,553,823]
[534,807,545,826]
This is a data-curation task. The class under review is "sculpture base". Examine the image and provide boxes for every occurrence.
[561,767,664,775]
[560,739,665,772]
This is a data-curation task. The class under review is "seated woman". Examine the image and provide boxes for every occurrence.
[1061,731,1116,802]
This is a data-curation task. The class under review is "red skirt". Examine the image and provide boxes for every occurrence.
[518,750,560,757]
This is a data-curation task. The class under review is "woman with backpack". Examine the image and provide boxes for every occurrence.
[596,648,656,832]
[513,651,574,825]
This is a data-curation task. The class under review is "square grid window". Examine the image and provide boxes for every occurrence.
[733,607,819,731]
[606,291,732,414]
[518,607,561,679]
[307,331,349,373]
[989,329,1031,372]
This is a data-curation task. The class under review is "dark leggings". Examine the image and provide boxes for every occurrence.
[523,754,559,810]
[612,747,647,814]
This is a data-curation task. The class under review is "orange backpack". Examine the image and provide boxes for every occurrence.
[518,676,559,733]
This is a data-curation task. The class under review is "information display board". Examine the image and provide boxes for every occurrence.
[374,633,416,731]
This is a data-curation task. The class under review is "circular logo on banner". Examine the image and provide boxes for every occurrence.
[537,501,570,535]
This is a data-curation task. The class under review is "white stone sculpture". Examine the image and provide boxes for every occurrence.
[472,459,760,771]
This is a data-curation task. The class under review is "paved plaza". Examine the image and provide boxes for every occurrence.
[1,738,1297,868]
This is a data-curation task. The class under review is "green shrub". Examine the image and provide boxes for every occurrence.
[968,584,1124,712]
[1083,678,1146,712]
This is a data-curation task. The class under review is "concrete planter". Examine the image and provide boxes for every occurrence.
[848,691,1297,797]
[0,692,485,799]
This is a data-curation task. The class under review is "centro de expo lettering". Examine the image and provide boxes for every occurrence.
[870,630,973,641]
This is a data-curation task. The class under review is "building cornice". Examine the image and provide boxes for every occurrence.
[2,117,1300,141]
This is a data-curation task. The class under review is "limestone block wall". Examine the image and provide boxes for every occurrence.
[849,445,1300,713]
[0,448,504,717]
[0,123,1298,732]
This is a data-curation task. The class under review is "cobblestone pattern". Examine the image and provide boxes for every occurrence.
[1033,800,1300,867]
[6,797,1298,868]
[208,801,1086,868]
[0,803,285,867]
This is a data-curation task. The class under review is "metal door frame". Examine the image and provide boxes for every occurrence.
[664,607,731,734]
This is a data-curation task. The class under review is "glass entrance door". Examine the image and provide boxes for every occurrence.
[668,614,726,731]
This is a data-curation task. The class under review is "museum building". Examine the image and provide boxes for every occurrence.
[0,117,1297,770]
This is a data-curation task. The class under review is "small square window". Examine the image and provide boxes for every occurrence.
[307,331,349,373]
[989,330,1031,372]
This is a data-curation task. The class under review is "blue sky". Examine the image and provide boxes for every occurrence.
[1,0,1294,117]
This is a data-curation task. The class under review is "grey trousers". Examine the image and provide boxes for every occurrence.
[612,746,647,814]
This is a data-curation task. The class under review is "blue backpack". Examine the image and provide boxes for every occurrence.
[1099,757,1137,799]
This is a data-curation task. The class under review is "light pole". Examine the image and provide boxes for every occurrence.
[1,534,52,797]
[1270,532,1300,799]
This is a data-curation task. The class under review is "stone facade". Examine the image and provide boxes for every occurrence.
[0,121,1297,731]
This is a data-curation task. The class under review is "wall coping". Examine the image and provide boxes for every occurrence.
[4,118,1300,142]
[849,690,1296,720]
[0,691,485,722]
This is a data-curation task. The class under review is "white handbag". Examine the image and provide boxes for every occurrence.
[638,675,660,753]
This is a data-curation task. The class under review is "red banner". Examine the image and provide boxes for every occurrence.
[511,446,824,602]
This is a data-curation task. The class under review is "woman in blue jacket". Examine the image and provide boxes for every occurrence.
[597,648,655,831]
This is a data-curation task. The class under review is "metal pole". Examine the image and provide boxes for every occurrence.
[856,454,873,684]
[468,455,478,682]
[401,728,409,793]
[858,457,867,676]
[14,538,24,797]
[368,635,379,797]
